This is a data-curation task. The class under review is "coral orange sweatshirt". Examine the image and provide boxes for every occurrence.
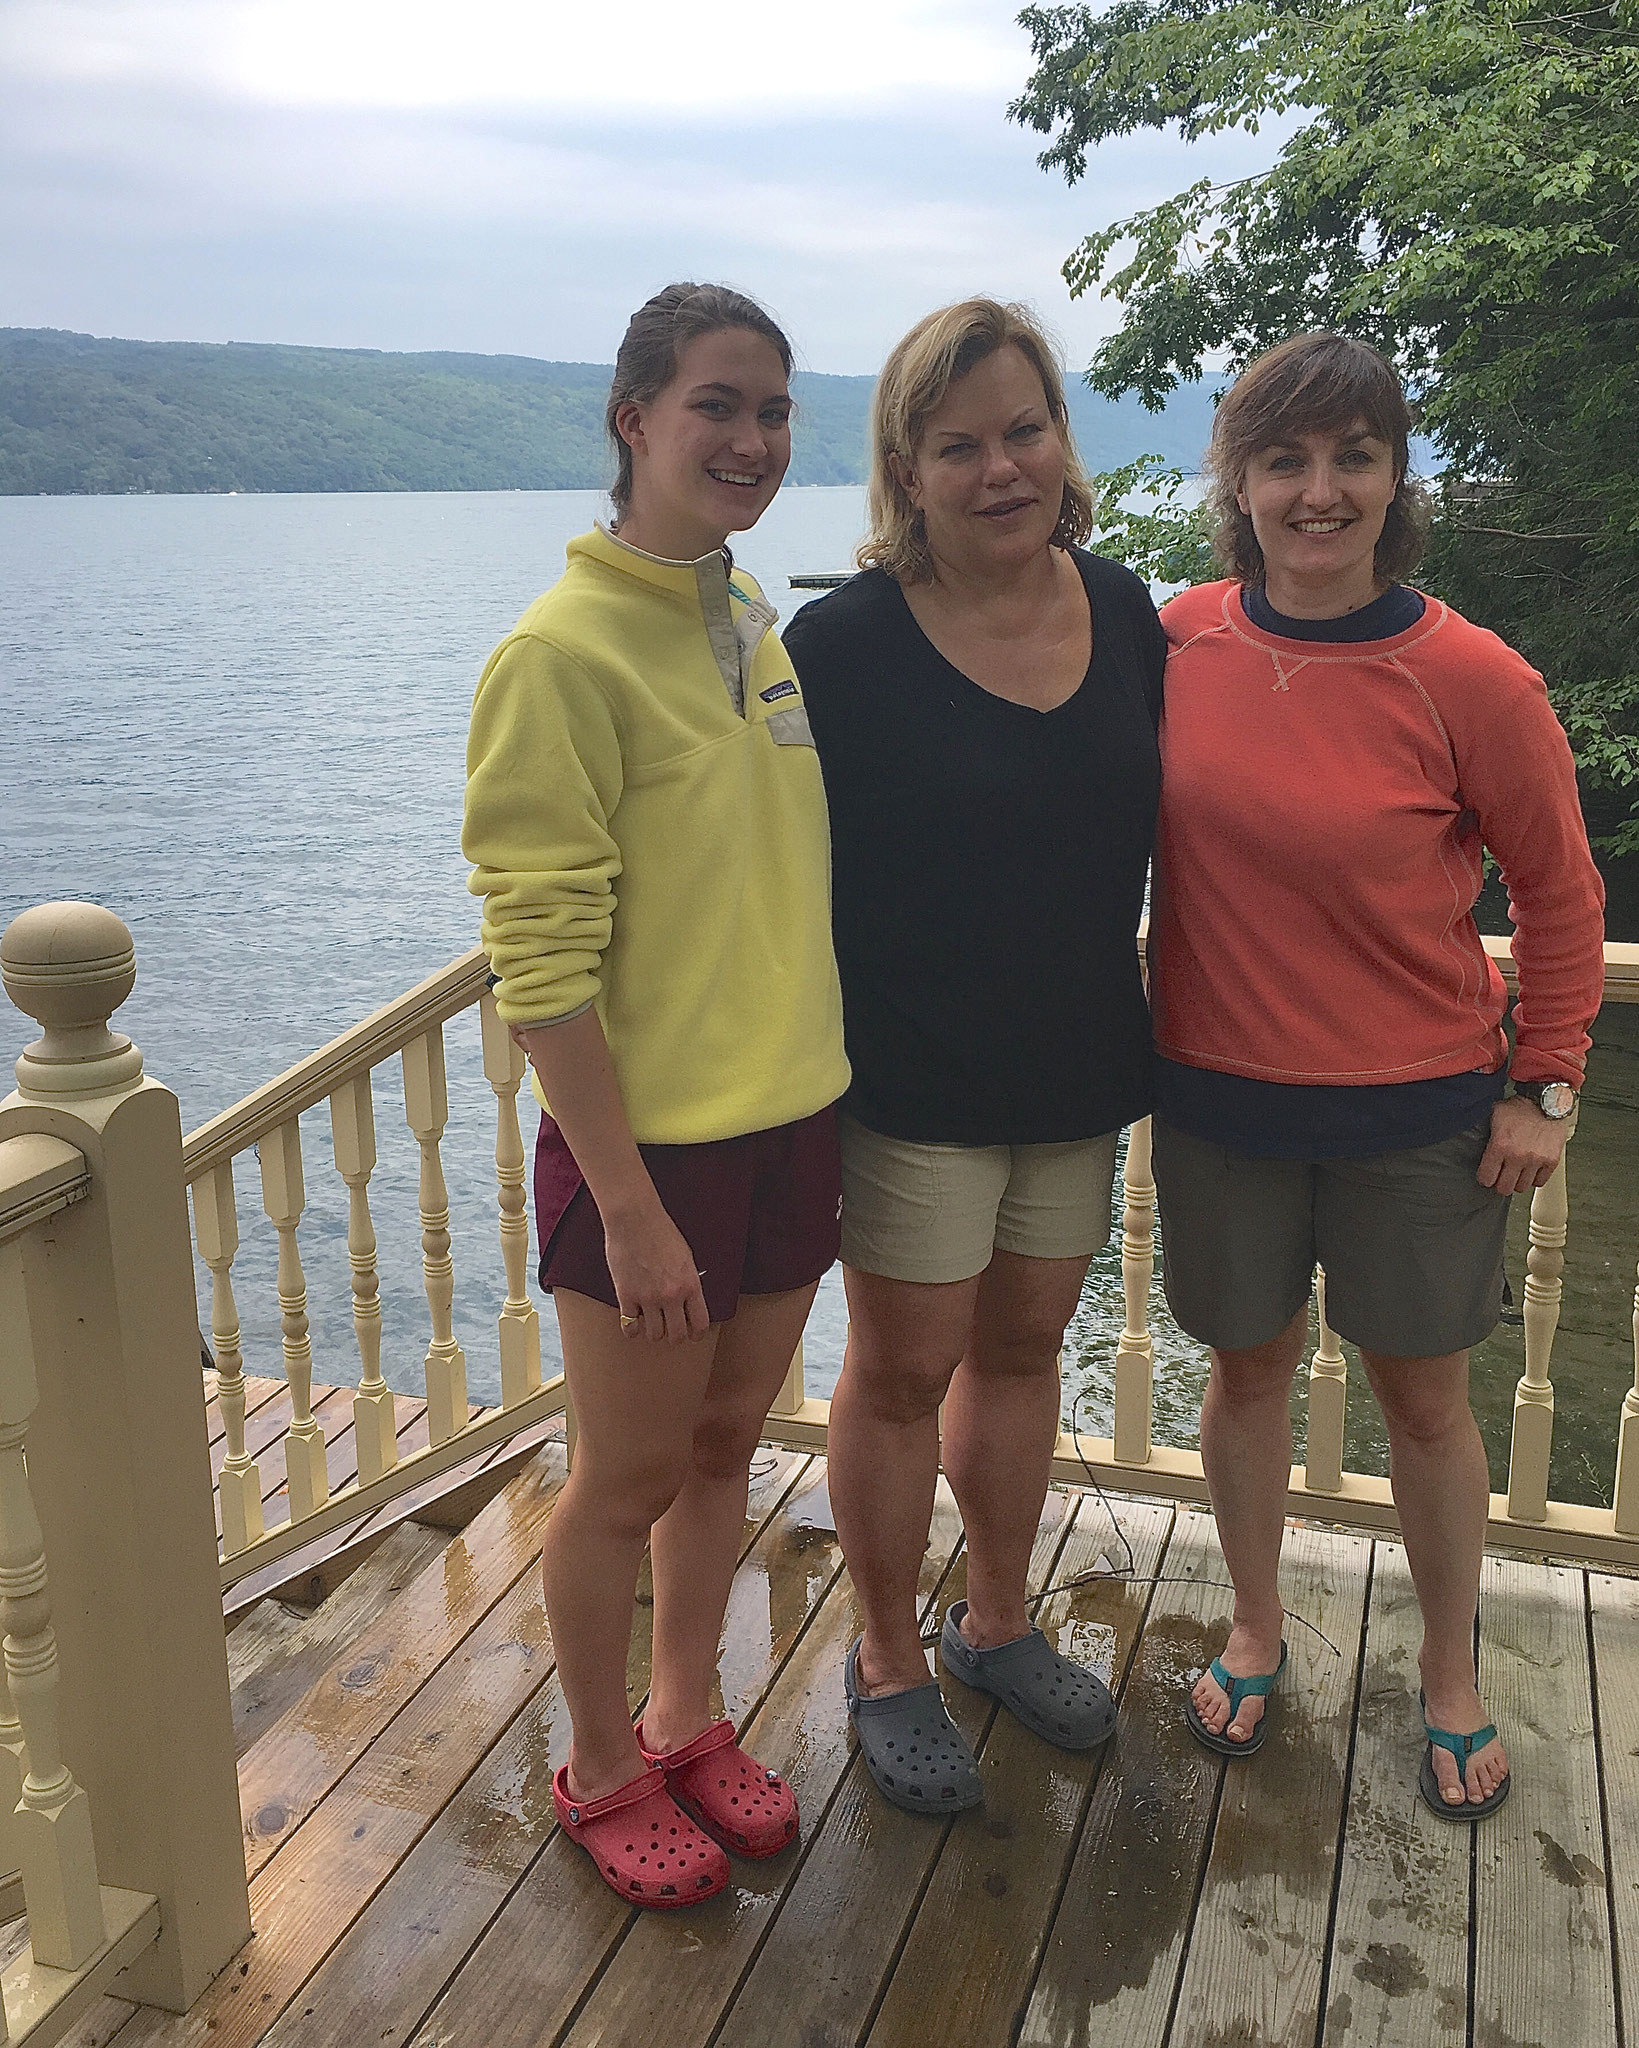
[1151,581,1605,1089]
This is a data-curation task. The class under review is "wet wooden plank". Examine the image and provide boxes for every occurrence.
[234,1442,568,1878]
[228,1520,453,1758]
[864,1498,1175,2048]
[1475,1555,1614,2048]
[1588,1569,1639,2048]
[702,1488,1073,2048]
[421,1470,966,2048]
[204,1373,288,1448]
[1320,1542,1469,2047]
[252,1452,814,2048]
[1171,1519,1370,2048]
[1018,1510,1236,2048]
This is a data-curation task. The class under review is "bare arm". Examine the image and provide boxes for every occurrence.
[515,1007,709,1344]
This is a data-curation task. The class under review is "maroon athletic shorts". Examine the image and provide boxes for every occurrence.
[534,1104,842,1324]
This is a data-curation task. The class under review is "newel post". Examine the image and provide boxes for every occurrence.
[0,902,251,2009]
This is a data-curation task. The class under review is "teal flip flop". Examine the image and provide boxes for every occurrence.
[1418,1689,1511,1820]
[1183,1641,1288,1756]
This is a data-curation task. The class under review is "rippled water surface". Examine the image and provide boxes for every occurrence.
[3,489,1633,1505]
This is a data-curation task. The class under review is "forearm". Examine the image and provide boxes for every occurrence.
[514,1008,664,1225]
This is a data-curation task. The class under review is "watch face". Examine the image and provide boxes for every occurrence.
[1539,1082,1577,1119]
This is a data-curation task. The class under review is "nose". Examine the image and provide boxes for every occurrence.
[981,438,1022,487]
[1301,462,1344,507]
[730,419,771,461]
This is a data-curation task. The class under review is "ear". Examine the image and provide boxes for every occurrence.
[613,400,647,458]
[888,449,921,508]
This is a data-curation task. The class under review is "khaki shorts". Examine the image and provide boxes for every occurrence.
[839,1115,1119,1284]
[1151,1116,1511,1357]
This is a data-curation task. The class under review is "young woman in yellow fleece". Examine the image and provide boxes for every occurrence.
[463,284,848,1909]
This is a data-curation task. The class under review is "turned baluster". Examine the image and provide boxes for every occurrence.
[1304,1267,1348,1495]
[191,1161,264,1555]
[330,1073,396,1483]
[1507,1121,1575,1524]
[403,1026,468,1445]
[258,1118,328,1520]
[479,997,542,1410]
[1612,1254,1639,1535]
[1113,1117,1157,1465]
[0,1240,106,1971]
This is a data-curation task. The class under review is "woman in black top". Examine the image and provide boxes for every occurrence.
[785,298,1165,1812]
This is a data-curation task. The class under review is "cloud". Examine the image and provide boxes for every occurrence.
[4,0,1034,114]
[0,0,1287,372]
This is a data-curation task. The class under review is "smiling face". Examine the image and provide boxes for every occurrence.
[1236,420,1401,614]
[613,326,792,559]
[898,343,1067,579]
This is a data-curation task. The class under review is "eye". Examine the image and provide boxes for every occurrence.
[1265,454,1301,473]
[1009,422,1046,442]
[939,441,977,460]
[760,406,792,429]
[695,399,731,418]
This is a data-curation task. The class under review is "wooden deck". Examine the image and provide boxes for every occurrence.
[58,1439,1639,2048]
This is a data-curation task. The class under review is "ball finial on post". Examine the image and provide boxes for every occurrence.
[1,901,143,1100]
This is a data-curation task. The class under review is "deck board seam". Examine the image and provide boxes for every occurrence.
[1311,1535,1378,2048]
[1009,1503,1183,2046]
[1158,1584,1231,2048]
[850,1506,1086,2048]
[1586,1567,1627,2048]
[700,1524,980,2048]
[385,1451,824,2048]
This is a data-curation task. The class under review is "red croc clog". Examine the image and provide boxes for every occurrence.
[638,1718,798,1858]
[552,1761,728,1908]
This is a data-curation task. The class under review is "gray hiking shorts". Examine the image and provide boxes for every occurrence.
[1151,1116,1511,1358]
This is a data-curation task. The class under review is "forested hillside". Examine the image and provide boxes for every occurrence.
[0,328,1219,496]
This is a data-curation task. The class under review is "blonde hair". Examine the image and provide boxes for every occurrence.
[858,298,1095,583]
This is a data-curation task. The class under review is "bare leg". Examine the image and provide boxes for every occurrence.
[643,1284,820,1754]
[941,1249,1090,1648]
[826,1265,979,1694]
[1362,1347,1509,1806]
[542,1289,719,1802]
[1191,1306,1308,1744]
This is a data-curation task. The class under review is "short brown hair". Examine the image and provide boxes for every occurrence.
[1205,332,1432,584]
[606,283,793,519]
[858,298,1095,583]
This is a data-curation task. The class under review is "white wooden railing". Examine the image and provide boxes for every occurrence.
[0,903,250,2043]
[180,955,567,1585]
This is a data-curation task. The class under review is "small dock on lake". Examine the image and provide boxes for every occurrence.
[60,1415,1637,2048]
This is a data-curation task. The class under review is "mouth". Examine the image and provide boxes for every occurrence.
[1290,517,1353,535]
[976,496,1036,519]
[707,468,764,489]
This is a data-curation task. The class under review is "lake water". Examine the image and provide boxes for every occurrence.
[2,489,1634,1507]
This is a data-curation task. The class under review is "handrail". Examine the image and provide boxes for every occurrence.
[181,948,490,1180]
[183,934,1639,1184]
[0,1137,90,1247]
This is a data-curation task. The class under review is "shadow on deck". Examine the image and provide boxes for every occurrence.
[57,1435,1638,2048]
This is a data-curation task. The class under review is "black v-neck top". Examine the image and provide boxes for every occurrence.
[785,549,1166,1144]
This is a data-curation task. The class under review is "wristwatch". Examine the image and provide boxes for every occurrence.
[1513,1079,1579,1120]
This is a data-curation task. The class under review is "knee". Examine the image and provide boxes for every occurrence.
[1208,1352,1295,1412]
[968,1319,1067,1384]
[1376,1384,1467,1448]
[566,1449,691,1538]
[841,1343,957,1428]
[691,1404,765,1484]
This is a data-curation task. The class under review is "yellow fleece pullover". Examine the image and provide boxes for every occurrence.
[463,525,849,1145]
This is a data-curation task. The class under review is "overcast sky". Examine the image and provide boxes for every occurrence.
[0,0,1279,377]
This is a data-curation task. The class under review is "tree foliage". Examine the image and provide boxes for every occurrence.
[1014,0,1639,851]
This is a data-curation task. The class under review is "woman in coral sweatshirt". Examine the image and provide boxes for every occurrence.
[1152,333,1604,1819]
[463,284,848,1907]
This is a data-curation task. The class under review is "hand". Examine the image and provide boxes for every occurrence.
[1476,1095,1569,1197]
[601,1201,710,1345]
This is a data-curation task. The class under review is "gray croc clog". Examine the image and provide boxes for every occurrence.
[939,1600,1117,1751]
[844,1639,983,1815]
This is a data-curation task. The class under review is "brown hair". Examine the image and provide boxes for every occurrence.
[1205,332,1432,584]
[858,298,1095,583]
[606,283,794,519]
